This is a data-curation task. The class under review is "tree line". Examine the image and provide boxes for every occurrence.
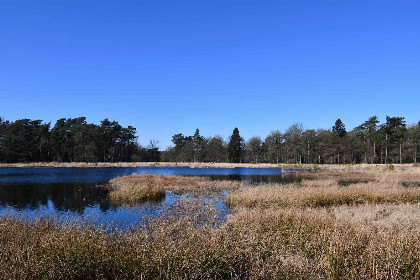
[0,116,419,164]
[0,117,141,163]
[162,116,420,164]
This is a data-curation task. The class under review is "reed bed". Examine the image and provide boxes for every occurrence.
[226,206,420,279]
[226,180,420,208]
[2,200,420,279]
[2,170,420,279]
[108,174,240,205]
[108,175,166,205]
[330,203,420,230]
[288,169,420,183]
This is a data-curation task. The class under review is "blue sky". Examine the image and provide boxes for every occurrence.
[1,1,419,148]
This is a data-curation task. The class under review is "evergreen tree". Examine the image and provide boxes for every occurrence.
[228,128,244,163]
[1,119,47,162]
[0,118,10,161]
[381,116,406,163]
[192,128,204,162]
[332,119,347,138]
[357,116,380,163]
[332,119,347,163]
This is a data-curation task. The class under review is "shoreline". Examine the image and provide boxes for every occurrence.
[0,161,418,171]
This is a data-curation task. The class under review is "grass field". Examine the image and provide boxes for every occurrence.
[1,166,420,279]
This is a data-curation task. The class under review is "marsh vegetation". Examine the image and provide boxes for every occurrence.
[108,174,240,205]
[1,167,420,279]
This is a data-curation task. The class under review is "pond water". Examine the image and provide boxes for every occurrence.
[0,167,303,227]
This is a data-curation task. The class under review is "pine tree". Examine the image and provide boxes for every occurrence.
[192,128,204,162]
[384,116,406,163]
[332,119,347,163]
[228,127,244,163]
[332,119,347,138]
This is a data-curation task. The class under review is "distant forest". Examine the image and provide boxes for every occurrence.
[0,116,419,164]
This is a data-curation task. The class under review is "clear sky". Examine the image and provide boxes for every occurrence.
[1,1,419,149]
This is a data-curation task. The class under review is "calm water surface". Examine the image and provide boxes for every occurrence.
[0,167,303,227]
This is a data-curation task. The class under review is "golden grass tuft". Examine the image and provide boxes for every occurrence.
[108,174,166,205]
[108,174,240,205]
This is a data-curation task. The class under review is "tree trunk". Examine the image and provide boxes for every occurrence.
[385,134,388,163]
[373,142,376,164]
[307,140,310,164]
[400,140,402,164]
[380,148,383,164]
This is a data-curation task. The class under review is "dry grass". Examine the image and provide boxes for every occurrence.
[108,174,166,205]
[2,170,420,279]
[108,174,240,205]
[289,169,420,183]
[330,203,420,230]
[226,179,420,208]
[226,205,420,279]
[2,200,420,279]
[0,200,229,280]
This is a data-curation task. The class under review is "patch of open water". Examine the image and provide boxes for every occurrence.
[0,167,305,227]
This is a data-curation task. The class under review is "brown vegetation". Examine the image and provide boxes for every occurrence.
[226,180,420,208]
[2,169,420,279]
[288,168,420,182]
[2,200,420,279]
[108,174,240,205]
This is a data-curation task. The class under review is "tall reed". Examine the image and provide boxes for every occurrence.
[2,201,420,279]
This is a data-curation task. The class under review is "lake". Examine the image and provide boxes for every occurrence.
[0,166,303,227]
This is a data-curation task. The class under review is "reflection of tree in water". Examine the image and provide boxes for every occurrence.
[0,184,49,210]
[49,183,112,213]
[0,175,306,214]
[0,183,114,213]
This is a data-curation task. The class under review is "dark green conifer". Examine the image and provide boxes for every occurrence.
[228,127,244,163]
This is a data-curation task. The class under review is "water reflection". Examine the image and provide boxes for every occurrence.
[0,167,305,227]
[0,166,284,184]
[0,183,113,213]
